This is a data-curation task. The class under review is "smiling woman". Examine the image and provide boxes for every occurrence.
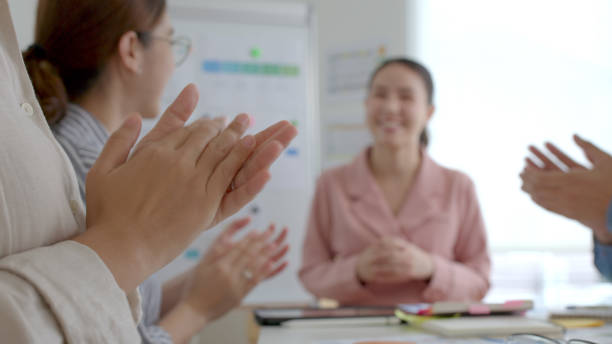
[366,58,434,148]
[299,58,491,306]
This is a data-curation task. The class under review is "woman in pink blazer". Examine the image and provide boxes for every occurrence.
[299,58,490,305]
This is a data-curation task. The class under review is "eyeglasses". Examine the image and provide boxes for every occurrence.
[506,333,598,344]
[136,31,192,67]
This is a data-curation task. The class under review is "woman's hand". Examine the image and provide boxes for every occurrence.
[356,237,434,285]
[158,218,289,343]
[520,135,612,244]
[76,84,297,292]
[184,220,288,323]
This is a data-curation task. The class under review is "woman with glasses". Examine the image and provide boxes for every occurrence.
[22,1,289,343]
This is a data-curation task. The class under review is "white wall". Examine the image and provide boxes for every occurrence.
[7,0,36,48]
[7,0,415,171]
[173,0,415,169]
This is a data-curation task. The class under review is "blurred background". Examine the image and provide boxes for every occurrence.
[8,0,612,323]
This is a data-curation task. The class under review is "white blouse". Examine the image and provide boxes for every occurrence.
[0,1,141,342]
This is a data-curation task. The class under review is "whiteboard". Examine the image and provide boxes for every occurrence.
[146,1,318,304]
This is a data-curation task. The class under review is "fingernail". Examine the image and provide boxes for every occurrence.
[215,116,228,126]
[124,116,140,130]
[242,135,255,148]
[237,114,250,127]
[248,114,255,128]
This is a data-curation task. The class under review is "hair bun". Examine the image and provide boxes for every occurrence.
[25,43,48,60]
[23,43,68,123]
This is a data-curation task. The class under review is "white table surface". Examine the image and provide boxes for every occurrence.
[257,320,612,344]
[258,322,422,344]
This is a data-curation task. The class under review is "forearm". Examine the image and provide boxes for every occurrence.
[0,241,141,342]
[158,302,208,344]
[160,270,192,316]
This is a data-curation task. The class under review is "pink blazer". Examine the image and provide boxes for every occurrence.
[299,149,490,305]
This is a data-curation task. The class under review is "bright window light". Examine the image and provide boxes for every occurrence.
[416,0,612,251]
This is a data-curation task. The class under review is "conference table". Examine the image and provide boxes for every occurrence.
[257,318,612,344]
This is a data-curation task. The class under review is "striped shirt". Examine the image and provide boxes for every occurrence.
[52,104,173,344]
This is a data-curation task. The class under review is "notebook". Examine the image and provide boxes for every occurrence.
[420,316,564,337]
[398,300,533,316]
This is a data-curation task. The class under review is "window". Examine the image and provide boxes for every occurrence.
[416,0,612,251]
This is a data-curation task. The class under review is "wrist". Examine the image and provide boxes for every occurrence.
[159,302,209,344]
[73,225,152,292]
[356,269,368,286]
[593,227,612,245]
[420,253,435,281]
[355,260,371,286]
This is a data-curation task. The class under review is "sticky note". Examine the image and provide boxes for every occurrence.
[552,318,605,329]
[469,304,491,315]
[504,300,526,309]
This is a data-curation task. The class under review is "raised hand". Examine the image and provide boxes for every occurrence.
[520,135,612,244]
[77,84,296,291]
[159,221,288,343]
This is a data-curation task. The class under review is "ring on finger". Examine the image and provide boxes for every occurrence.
[242,268,253,281]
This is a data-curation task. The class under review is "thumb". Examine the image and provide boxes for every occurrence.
[92,115,142,174]
[135,84,199,153]
[221,217,252,239]
[574,134,609,166]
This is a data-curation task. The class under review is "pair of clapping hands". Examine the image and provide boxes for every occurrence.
[520,134,612,244]
[74,84,297,294]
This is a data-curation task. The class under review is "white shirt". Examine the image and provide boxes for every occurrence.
[0,1,141,342]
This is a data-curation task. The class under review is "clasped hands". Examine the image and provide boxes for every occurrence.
[356,237,434,285]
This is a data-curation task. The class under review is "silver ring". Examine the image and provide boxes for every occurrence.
[242,269,253,281]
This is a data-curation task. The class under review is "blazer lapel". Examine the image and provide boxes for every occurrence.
[397,152,446,231]
[344,149,399,239]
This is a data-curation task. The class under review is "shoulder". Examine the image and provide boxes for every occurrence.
[52,114,98,152]
[316,154,365,193]
[426,155,476,196]
[51,106,105,167]
[317,163,349,186]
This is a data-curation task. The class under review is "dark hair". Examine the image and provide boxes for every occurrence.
[23,0,167,123]
[367,58,435,146]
